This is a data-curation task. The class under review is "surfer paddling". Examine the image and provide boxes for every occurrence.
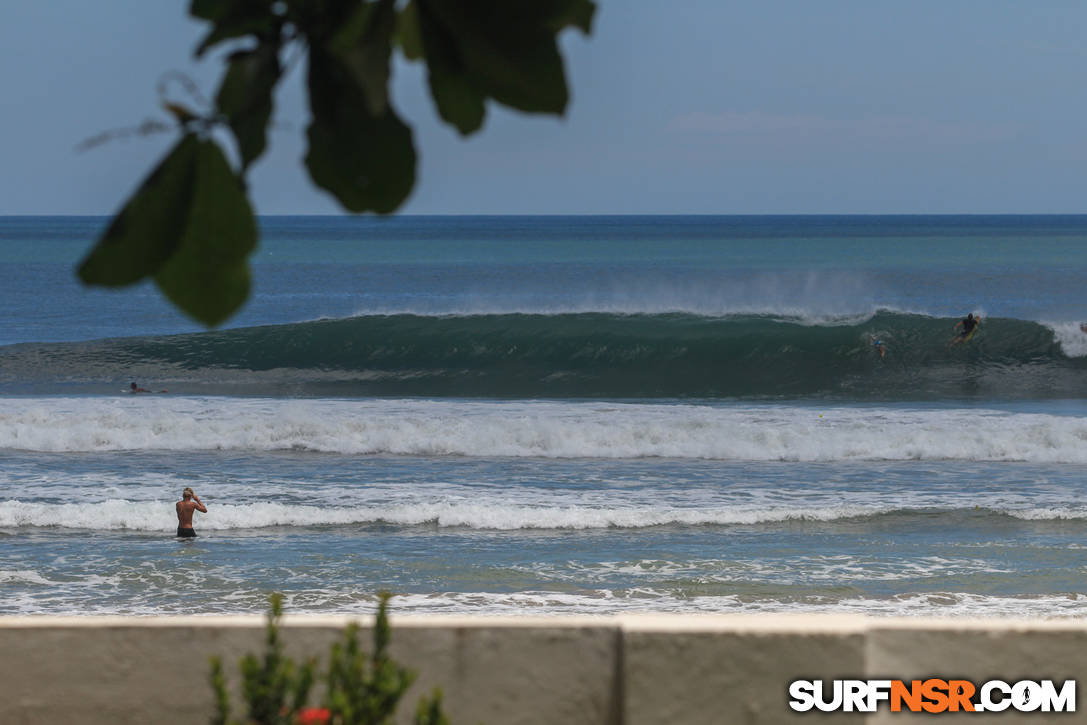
[176,487,207,538]
[949,313,979,346]
[129,382,168,393]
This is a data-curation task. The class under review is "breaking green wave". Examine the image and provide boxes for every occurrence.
[2,311,1084,399]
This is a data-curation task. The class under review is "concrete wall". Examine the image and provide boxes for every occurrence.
[1,615,1085,724]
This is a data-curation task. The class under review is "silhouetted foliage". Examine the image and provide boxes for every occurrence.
[79,0,595,326]
[211,592,449,725]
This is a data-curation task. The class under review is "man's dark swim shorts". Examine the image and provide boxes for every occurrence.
[177,527,197,538]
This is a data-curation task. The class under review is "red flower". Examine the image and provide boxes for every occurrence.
[296,707,331,724]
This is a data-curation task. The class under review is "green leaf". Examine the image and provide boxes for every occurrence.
[77,134,200,286]
[190,0,277,57]
[545,0,596,33]
[154,139,257,326]
[415,3,485,135]
[216,43,281,170]
[189,0,225,21]
[397,1,424,61]
[414,690,450,725]
[81,136,256,326]
[329,0,397,116]
[304,46,416,214]
[209,657,231,725]
[415,0,596,135]
[427,62,487,136]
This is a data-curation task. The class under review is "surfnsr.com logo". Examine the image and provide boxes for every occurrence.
[789,679,1075,713]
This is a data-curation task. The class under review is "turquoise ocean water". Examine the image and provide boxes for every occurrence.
[2,215,1086,616]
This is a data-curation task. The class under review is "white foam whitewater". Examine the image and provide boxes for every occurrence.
[3,397,1087,462]
[1046,321,1087,358]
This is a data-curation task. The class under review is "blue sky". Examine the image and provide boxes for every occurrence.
[4,1,1087,214]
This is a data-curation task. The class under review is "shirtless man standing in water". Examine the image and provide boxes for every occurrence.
[176,487,207,537]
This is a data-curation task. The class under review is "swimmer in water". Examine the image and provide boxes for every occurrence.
[176,487,207,538]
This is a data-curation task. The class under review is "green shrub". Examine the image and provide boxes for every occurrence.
[211,592,448,725]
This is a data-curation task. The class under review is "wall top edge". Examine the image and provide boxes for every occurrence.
[0,614,1083,633]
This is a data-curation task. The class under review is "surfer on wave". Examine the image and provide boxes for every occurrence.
[949,313,979,346]
[870,335,886,359]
